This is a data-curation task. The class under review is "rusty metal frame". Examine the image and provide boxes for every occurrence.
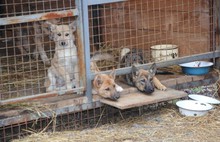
[0,9,79,26]
[81,0,93,102]
[0,2,86,104]
[0,98,103,127]
[91,51,220,79]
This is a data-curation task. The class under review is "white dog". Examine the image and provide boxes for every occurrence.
[44,21,79,92]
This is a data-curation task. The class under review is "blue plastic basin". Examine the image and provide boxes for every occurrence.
[179,61,213,75]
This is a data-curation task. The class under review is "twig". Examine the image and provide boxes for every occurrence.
[95,106,106,128]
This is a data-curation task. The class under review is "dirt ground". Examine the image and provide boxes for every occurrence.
[13,102,220,142]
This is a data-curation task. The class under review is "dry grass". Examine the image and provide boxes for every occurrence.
[1,56,48,100]
[13,104,220,142]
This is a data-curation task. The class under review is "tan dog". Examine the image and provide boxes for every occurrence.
[90,53,123,101]
[92,70,123,101]
[45,21,79,93]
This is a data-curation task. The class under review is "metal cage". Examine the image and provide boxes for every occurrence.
[0,0,220,141]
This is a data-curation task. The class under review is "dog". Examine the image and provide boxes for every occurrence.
[44,21,79,92]
[131,64,167,93]
[90,52,123,101]
[121,48,166,94]
[92,69,123,101]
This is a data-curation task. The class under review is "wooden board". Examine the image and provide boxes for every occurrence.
[100,88,187,110]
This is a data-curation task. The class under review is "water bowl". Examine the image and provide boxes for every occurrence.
[179,61,213,75]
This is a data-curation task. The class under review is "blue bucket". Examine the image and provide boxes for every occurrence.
[179,61,213,75]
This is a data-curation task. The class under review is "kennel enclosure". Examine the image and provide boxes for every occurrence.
[0,0,220,141]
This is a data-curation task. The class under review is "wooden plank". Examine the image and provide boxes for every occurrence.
[100,88,187,110]
[0,95,89,127]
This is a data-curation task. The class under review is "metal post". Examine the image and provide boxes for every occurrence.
[79,0,93,102]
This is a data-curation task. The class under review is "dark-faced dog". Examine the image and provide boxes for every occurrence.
[121,48,166,94]
[131,64,167,93]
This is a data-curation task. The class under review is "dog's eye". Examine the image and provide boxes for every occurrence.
[57,33,61,36]
[105,88,110,91]
[65,33,69,36]
[141,79,145,82]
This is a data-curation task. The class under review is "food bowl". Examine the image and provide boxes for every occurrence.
[179,61,213,75]
[176,100,213,116]
[188,94,220,105]
[151,44,178,61]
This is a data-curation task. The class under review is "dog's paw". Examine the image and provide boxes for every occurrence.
[76,90,83,95]
[46,86,55,92]
[158,85,167,91]
[66,84,73,90]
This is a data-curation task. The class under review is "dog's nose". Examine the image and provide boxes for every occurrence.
[115,95,120,100]
[145,87,154,94]
[110,94,120,101]
[60,41,67,46]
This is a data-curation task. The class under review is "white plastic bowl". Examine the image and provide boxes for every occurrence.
[176,100,213,116]
[188,94,220,105]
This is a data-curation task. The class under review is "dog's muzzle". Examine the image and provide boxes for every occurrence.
[59,41,68,47]
[110,92,120,101]
[144,86,154,94]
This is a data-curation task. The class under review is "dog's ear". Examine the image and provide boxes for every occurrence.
[93,75,103,88]
[45,21,57,33]
[131,65,139,77]
[69,21,77,32]
[109,69,116,79]
[131,65,139,82]
[149,63,157,76]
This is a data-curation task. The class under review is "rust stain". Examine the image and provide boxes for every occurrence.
[42,11,74,20]
[76,29,86,87]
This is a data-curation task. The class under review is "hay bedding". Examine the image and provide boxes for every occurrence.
[12,82,220,142]
[13,103,220,142]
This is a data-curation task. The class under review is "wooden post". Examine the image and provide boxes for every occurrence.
[216,0,220,69]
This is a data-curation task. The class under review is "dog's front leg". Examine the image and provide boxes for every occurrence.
[61,70,72,90]
[53,64,72,90]
[73,65,82,94]
[33,22,50,65]
[46,68,57,92]
[153,77,167,91]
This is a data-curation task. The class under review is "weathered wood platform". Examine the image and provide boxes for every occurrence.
[100,88,187,110]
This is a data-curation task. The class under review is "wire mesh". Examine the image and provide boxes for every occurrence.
[89,0,214,71]
[0,104,158,142]
[0,0,76,18]
[0,1,83,101]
